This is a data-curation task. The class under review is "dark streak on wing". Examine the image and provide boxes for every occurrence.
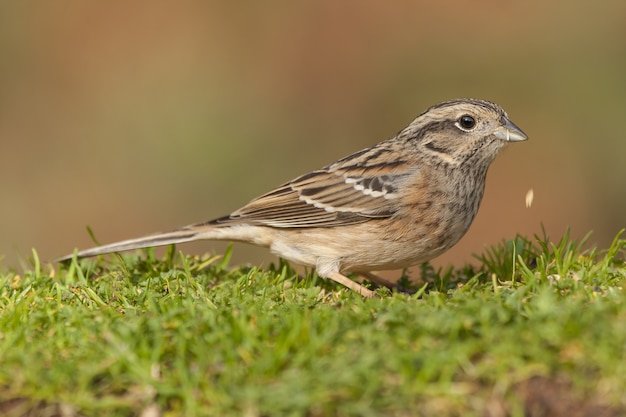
[292,169,325,184]
[353,176,397,194]
[340,159,406,172]
[299,186,329,197]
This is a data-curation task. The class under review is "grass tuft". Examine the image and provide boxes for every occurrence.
[1,231,625,416]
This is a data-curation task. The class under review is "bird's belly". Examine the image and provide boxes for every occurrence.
[269,217,472,274]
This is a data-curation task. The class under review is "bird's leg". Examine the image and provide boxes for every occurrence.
[358,271,397,289]
[359,271,414,294]
[328,271,377,298]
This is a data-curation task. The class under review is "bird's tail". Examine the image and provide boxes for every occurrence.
[56,225,206,262]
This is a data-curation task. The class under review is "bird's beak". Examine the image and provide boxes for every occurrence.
[493,119,528,142]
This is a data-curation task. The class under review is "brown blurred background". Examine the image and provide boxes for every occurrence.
[1,1,625,272]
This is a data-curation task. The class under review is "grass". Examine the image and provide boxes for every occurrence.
[1,230,625,417]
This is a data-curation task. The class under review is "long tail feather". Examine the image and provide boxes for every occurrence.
[56,228,202,262]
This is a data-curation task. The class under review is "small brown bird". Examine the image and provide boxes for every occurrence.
[59,98,527,297]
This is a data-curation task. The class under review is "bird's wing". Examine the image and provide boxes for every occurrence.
[214,143,417,228]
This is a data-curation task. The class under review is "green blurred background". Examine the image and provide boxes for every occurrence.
[1,1,625,272]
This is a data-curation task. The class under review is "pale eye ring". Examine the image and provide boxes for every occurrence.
[458,115,476,130]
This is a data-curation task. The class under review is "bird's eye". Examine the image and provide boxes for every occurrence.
[458,115,476,130]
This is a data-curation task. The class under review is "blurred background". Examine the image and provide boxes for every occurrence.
[1,1,625,273]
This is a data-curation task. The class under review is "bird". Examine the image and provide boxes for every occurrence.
[58,98,528,297]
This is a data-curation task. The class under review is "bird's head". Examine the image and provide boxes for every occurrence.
[404,98,527,167]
